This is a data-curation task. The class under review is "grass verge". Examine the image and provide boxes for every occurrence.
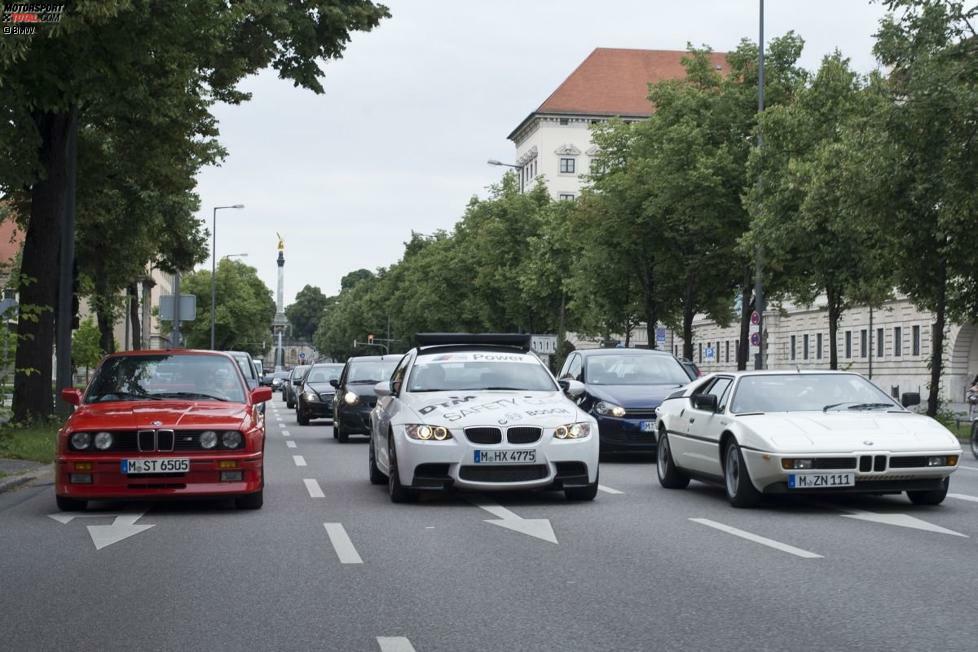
[0,421,57,464]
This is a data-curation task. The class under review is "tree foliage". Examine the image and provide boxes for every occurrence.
[285,285,330,341]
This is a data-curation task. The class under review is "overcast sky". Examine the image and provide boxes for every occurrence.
[194,0,888,306]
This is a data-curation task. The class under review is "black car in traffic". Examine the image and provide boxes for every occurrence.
[284,364,310,409]
[332,354,400,442]
[296,363,343,425]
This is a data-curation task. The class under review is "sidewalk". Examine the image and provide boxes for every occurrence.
[0,458,52,494]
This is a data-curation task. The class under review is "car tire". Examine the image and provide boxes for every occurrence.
[369,439,386,485]
[565,473,598,501]
[286,398,294,409]
[297,408,309,426]
[56,495,86,511]
[235,489,263,510]
[388,436,416,503]
[724,441,761,508]
[907,477,949,506]
[334,420,344,440]
[657,430,690,489]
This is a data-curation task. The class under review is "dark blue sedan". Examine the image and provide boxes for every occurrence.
[557,348,690,454]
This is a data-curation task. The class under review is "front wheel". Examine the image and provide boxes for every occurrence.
[56,496,86,511]
[235,489,263,510]
[657,430,690,489]
[907,477,949,506]
[369,438,385,485]
[388,437,416,503]
[970,421,978,460]
[297,407,309,426]
[724,442,761,508]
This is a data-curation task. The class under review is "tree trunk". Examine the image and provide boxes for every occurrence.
[681,273,695,360]
[12,112,71,422]
[636,258,657,350]
[94,269,115,354]
[737,268,752,371]
[926,260,947,417]
[128,282,140,350]
[827,286,841,371]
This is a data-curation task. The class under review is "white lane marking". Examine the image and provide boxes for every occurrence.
[286,440,297,449]
[466,496,558,544]
[949,493,978,503]
[959,466,978,472]
[323,523,363,564]
[293,455,307,467]
[48,512,154,550]
[598,484,624,495]
[282,430,290,437]
[841,510,967,537]
[689,518,823,559]
[377,637,416,652]
[304,478,325,498]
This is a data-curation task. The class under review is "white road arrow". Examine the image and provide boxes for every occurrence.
[841,510,968,538]
[467,496,558,545]
[48,512,155,550]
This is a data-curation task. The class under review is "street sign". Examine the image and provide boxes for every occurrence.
[298,352,305,360]
[750,332,761,346]
[655,327,667,345]
[159,294,197,321]
[530,334,557,355]
[750,311,760,326]
[705,346,715,362]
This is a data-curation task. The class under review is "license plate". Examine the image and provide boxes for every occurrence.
[640,420,655,432]
[788,472,855,489]
[473,449,536,464]
[121,458,190,475]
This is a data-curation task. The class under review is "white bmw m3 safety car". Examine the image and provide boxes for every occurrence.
[368,333,600,503]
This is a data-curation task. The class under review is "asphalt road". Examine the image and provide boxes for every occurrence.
[2,399,978,651]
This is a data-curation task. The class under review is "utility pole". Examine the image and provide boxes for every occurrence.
[172,272,182,347]
[55,105,78,417]
[753,0,767,370]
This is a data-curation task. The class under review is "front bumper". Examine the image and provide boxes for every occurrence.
[395,426,599,491]
[299,395,335,419]
[55,451,263,500]
[337,404,373,434]
[741,448,960,494]
[595,414,658,452]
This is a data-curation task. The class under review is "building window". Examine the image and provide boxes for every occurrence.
[912,325,920,356]
[803,334,809,360]
[559,158,576,174]
[559,118,569,125]
[816,333,822,360]
[894,326,902,356]
[876,328,884,358]
[790,335,796,361]
[558,193,575,201]
[698,342,702,363]
[725,340,730,363]
[845,331,852,358]
[860,329,867,358]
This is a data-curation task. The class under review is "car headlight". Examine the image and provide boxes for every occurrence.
[70,432,91,450]
[554,422,591,439]
[222,431,243,449]
[303,390,318,401]
[594,401,626,418]
[93,431,113,450]
[200,430,218,449]
[406,424,452,441]
[344,391,359,405]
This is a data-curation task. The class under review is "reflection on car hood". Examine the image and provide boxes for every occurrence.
[306,382,336,395]
[586,383,684,408]
[402,391,588,428]
[345,383,380,398]
[70,401,249,431]
[741,412,961,452]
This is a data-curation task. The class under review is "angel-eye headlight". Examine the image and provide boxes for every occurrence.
[554,422,591,439]
[594,401,626,417]
[406,424,452,441]
[344,391,359,405]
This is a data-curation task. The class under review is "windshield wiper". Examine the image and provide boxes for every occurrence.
[154,391,230,402]
[483,386,525,391]
[349,380,380,385]
[89,391,162,402]
[823,401,893,412]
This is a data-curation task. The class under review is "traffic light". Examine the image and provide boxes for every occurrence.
[367,334,374,344]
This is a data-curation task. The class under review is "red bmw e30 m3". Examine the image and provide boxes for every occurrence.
[56,349,272,511]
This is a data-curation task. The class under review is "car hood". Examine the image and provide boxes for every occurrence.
[587,383,685,409]
[740,412,961,452]
[401,390,588,428]
[306,382,336,395]
[345,383,380,398]
[69,400,250,431]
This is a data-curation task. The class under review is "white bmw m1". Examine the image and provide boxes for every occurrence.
[655,371,961,507]
[368,333,600,503]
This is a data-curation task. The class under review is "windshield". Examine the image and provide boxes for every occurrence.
[408,351,557,392]
[348,360,398,384]
[291,365,310,380]
[585,354,689,385]
[274,371,290,380]
[232,354,255,380]
[86,354,246,403]
[306,365,343,384]
[730,374,900,413]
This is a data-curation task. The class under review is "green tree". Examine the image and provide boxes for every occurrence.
[872,0,978,414]
[285,285,330,341]
[71,318,103,383]
[180,259,276,355]
[0,0,389,421]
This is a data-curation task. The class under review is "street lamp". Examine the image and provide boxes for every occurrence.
[210,204,244,349]
[487,159,524,192]
[221,253,248,261]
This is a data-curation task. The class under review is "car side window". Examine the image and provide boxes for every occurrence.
[558,354,572,379]
[567,354,583,381]
[690,377,716,395]
[707,377,733,409]
[390,354,411,395]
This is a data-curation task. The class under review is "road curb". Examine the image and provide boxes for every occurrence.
[0,464,53,495]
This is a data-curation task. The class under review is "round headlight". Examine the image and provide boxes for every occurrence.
[433,426,448,441]
[200,430,218,449]
[417,425,433,440]
[222,431,243,449]
[70,432,91,450]
[595,401,610,415]
[94,431,113,450]
[344,391,359,405]
[554,425,568,439]
[569,423,584,438]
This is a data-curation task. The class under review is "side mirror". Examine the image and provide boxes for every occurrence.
[251,387,273,403]
[329,379,339,388]
[690,394,719,412]
[374,380,392,397]
[901,392,921,408]
[61,388,82,406]
[559,379,586,399]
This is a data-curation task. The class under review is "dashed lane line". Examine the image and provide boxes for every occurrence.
[304,479,325,498]
[293,455,307,467]
[948,493,978,503]
[598,484,624,495]
[324,523,363,564]
[690,518,823,559]
[281,430,291,437]
[286,440,297,449]
[377,637,416,652]
[959,466,978,472]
